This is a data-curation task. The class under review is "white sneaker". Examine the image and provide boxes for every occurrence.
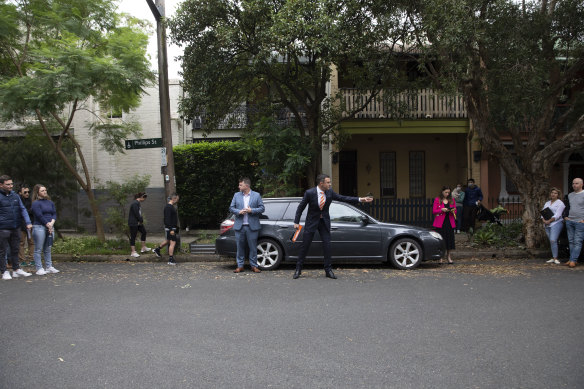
[12,269,32,277]
[130,252,140,258]
[46,267,60,274]
[140,247,152,253]
[554,259,561,265]
[546,258,555,263]
[2,271,12,280]
[36,268,47,276]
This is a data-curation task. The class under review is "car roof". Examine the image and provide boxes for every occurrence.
[262,197,302,202]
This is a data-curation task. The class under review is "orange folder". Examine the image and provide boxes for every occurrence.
[291,225,303,242]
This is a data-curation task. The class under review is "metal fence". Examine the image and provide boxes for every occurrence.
[357,197,524,228]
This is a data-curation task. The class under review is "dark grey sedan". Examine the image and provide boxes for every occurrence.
[215,197,445,270]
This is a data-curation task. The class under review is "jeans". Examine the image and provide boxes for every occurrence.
[32,225,53,270]
[235,225,259,268]
[565,220,584,262]
[455,205,463,230]
[545,222,564,259]
[0,229,21,273]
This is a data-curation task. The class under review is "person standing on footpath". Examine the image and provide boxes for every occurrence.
[18,185,34,266]
[153,193,180,265]
[541,187,565,265]
[462,178,483,232]
[229,177,265,273]
[451,183,465,233]
[293,174,373,279]
[433,186,456,264]
[562,178,584,268]
[0,175,33,280]
[31,184,59,275]
[128,192,151,258]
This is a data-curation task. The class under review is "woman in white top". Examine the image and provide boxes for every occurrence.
[541,187,566,264]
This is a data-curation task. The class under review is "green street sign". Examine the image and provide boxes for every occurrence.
[125,138,163,150]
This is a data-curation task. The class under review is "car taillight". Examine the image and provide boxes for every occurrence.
[220,219,234,235]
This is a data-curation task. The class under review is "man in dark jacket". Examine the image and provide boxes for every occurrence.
[462,178,484,232]
[18,185,34,265]
[153,193,180,265]
[292,174,373,279]
[0,175,33,280]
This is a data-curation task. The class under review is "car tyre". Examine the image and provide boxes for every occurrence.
[389,238,423,270]
[256,238,283,270]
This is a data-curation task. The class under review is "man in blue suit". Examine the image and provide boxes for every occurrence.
[293,174,373,279]
[229,177,265,273]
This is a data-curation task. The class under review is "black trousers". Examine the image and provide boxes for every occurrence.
[129,225,147,246]
[295,218,332,271]
[462,205,478,232]
[0,228,21,272]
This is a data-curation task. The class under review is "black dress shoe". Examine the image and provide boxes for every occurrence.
[325,270,337,279]
[293,269,301,279]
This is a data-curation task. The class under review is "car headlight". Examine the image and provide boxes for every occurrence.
[429,231,443,240]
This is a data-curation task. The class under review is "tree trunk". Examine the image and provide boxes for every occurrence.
[521,184,549,249]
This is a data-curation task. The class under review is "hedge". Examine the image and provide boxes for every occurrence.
[174,140,262,228]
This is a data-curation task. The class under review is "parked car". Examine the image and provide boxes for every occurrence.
[215,197,445,270]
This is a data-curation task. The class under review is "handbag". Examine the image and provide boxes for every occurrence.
[540,207,554,220]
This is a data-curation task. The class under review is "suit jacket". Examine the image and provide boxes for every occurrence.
[432,197,456,228]
[229,190,265,231]
[294,187,360,232]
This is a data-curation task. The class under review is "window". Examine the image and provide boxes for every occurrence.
[282,202,306,221]
[258,202,289,220]
[380,152,396,198]
[409,151,425,198]
[329,203,363,223]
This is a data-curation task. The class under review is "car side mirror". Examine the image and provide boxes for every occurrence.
[360,215,369,225]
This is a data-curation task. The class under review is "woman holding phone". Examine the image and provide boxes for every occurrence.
[433,186,456,264]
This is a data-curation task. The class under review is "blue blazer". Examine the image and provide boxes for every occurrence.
[294,187,360,232]
[229,190,265,231]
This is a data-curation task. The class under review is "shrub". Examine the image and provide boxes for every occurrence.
[174,141,262,228]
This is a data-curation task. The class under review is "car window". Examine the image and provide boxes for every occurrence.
[259,202,289,220]
[282,201,306,221]
[329,202,363,223]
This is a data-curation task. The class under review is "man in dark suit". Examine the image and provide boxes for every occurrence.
[293,174,373,279]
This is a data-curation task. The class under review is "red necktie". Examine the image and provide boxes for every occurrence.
[319,193,325,210]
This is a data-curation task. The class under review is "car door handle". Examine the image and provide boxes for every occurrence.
[331,227,338,230]
[276,225,289,228]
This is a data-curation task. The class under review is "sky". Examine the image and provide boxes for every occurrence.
[117,0,184,80]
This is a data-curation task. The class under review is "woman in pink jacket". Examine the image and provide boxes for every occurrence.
[433,186,456,264]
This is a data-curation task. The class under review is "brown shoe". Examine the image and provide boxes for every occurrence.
[569,261,577,268]
[233,267,244,273]
[251,267,261,273]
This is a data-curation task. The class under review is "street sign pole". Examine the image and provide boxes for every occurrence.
[146,0,176,198]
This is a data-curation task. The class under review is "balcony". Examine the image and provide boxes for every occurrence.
[341,88,467,119]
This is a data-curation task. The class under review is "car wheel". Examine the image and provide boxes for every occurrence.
[256,238,283,270]
[389,238,423,270]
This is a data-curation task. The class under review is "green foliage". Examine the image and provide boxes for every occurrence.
[0,131,77,209]
[99,174,151,237]
[52,236,133,257]
[169,0,413,179]
[473,222,524,248]
[174,141,263,228]
[239,118,311,196]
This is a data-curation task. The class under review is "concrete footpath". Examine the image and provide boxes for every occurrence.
[44,230,551,264]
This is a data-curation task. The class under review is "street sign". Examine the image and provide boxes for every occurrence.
[125,138,163,150]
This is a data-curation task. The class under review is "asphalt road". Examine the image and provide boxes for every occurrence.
[1,260,583,389]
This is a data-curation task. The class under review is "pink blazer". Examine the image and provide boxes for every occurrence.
[432,197,456,228]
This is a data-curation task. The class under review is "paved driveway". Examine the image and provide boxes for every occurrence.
[1,260,583,388]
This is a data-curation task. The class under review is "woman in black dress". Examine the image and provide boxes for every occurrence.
[432,186,456,264]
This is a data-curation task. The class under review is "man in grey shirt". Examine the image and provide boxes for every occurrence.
[563,178,584,267]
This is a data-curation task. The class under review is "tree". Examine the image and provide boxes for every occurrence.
[407,0,584,247]
[169,0,413,184]
[0,0,156,241]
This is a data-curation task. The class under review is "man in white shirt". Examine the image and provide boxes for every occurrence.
[563,178,584,267]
